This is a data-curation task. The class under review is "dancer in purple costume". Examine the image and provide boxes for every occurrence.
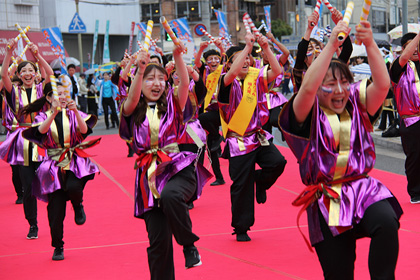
[0,39,54,239]
[119,43,204,279]
[389,32,420,204]
[279,21,402,280]
[21,83,99,261]
[218,32,287,242]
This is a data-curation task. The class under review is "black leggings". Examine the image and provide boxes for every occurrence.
[314,199,399,280]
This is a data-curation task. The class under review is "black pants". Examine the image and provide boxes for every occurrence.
[11,164,22,198]
[47,171,90,248]
[19,160,40,226]
[87,93,98,116]
[143,165,199,280]
[262,106,282,135]
[314,199,399,280]
[399,119,420,200]
[102,97,119,128]
[78,95,87,113]
[378,105,394,130]
[198,110,223,180]
[228,143,286,233]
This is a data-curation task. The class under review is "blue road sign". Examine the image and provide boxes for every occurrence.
[69,12,86,33]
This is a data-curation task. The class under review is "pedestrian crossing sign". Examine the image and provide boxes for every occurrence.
[69,12,86,33]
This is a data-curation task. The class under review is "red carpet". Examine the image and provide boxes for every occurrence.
[0,133,419,279]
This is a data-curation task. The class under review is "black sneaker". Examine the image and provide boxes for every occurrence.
[183,246,202,269]
[27,225,38,239]
[74,204,86,225]
[52,247,64,261]
[210,179,225,186]
[236,232,251,242]
[15,196,23,204]
[410,197,420,204]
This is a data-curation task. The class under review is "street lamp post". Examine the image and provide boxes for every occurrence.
[75,0,83,72]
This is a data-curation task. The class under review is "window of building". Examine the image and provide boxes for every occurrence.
[176,1,201,22]
[141,3,160,22]
[239,1,256,20]
[372,8,386,33]
[210,0,223,20]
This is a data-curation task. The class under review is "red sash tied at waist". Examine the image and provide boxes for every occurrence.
[292,174,369,252]
[134,143,180,208]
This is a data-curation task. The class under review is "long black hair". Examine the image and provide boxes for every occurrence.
[18,82,61,117]
[132,64,169,126]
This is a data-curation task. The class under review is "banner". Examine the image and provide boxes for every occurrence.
[136,22,147,40]
[264,6,271,32]
[42,27,67,75]
[169,17,196,64]
[103,20,110,64]
[128,21,135,55]
[92,20,99,66]
[213,9,230,40]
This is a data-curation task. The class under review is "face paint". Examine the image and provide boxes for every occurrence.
[321,86,333,94]
[306,51,313,57]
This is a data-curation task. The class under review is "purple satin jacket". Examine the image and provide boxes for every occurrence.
[22,110,99,202]
[0,84,45,165]
[393,61,420,127]
[218,66,273,157]
[279,80,402,245]
[119,89,205,217]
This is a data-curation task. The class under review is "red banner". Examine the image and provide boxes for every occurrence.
[0,30,66,64]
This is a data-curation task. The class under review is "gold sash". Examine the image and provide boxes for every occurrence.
[320,107,352,226]
[220,67,260,138]
[14,84,39,165]
[47,109,71,169]
[146,105,161,198]
[408,61,420,103]
[204,65,223,110]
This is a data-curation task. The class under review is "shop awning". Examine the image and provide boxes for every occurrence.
[0,30,67,65]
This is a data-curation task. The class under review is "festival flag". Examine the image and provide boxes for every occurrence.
[169,17,196,63]
[103,20,110,64]
[92,20,99,66]
[264,6,271,32]
[42,27,67,75]
[136,22,147,40]
[213,9,230,42]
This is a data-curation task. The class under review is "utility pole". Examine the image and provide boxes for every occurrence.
[202,0,211,36]
[402,0,408,34]
[298,0,305,37]
[75,0,83,72]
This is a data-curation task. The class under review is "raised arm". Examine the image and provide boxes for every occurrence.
[258,35,283,84]
[194,41,210,69]
[173,43,189,111]
[1,39,16,93]
[122,50,149,116]
[266,31,290,66]
[68,99,88,134]
[30,43,54,84]
[356,21,390,115]
[399,32,420,67]
[121,55,136,82]
[293,21,351,123]
[224,33,255,86]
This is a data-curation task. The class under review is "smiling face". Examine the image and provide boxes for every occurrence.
[17,63,37,88]
[141,67,167,102]
[229,51,251,79]
[404,40,419,62]
[206,55,221,72]
[317,68,351,114]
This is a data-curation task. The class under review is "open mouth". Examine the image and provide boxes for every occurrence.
[331,98,344,108]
